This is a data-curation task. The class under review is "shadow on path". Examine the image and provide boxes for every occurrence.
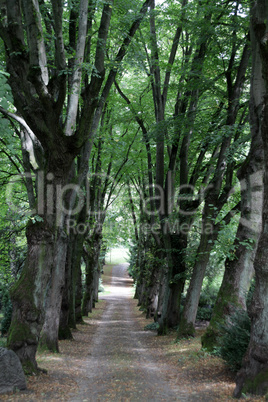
[69,264,187,401]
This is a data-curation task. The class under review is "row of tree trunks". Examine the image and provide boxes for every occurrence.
[82,233,102,316]
[1,0,152,372]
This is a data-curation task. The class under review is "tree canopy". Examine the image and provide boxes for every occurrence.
[0,0,267,397]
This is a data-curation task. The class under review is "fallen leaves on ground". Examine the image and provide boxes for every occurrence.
[1,264,266,401]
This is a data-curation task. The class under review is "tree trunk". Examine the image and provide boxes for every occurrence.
[58,243,73,340]
[75,263,84,324]
[165,233,187,328]
[202,134,263,351]
[146,263,161,319]
[68,232,85,327]
[38,232,67,352]
[81,233,102,316]
[7,222,62,373]
[93,264,100,307]
[177,216,217,337]
[234,1,268,396]
[81,249,95,316]
[155,262,171,335]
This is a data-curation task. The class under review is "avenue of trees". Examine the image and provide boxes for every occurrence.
[0,0,267,398]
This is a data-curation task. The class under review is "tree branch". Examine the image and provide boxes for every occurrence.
[65,0,89,136]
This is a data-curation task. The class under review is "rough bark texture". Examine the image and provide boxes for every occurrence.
[155,262,171,335]
[7,222,59,373]
[234,1,268,397]
[39,233,68,352]
[177,222,216,337]
[75,263,84,324]
[81,234,102,316]
[68,229,86,328]
[58,242,73,340]
[202,118,263,351]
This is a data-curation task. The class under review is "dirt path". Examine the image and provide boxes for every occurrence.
[1,264,264,401]
[69,263,184,401]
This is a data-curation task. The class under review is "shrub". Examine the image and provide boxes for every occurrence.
[196,306,213,321]
[218,309,251,372]
[198,286,218,308]
[144,322,159,331]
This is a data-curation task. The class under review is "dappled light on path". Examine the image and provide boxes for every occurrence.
[69,264,183,401]
[1,264,249,401]
[67,264,238,401]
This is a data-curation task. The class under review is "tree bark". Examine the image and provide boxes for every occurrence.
[75,263,84,324]
[165,233,187,328]
[81,233,102,316]
[81,248,95,316]
[202,112,264,351]
[177,218,217,337]
[234,1,268,397]
[58,240,73,340]
[7,221,65,373]
[38,232,67,353]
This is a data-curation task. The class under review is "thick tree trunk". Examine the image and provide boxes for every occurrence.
[93,264,100,307]
[234,1,268,396]
[38,232,67,352]
[7,222,60,373]
[133,247,147,307]
[178,244,214,337]
[155,262,171,335]
[58,236,74,340]
[81,234,102,316]
[146,264,161,319]
[177,217,217,337]
[81,249,95,316]
[58,251,73,340]
[155,232,188,333]
[234,227,268,397]
[166,233,187,328]
[68,232,85,327]
[202,141,263,351]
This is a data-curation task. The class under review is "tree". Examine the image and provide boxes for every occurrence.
[234,0,268,397]
[118,0,252,335]
[178,25,251,337]
[202,89,264,350]
[0,0,152,373]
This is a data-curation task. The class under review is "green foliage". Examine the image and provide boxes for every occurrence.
[98,278,105,293]
[0,289,13,336]
[0,70,13,107]
[196,281,219,321]
[196,306,213,321]
[217,309,251,372]
[144,322,159,331]
[0,336,6,347]
[127,243,139,280]
[198,286,218,308]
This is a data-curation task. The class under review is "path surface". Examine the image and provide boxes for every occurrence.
[69,264,187,401]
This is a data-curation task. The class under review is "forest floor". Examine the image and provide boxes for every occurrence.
[0,263,266,401]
